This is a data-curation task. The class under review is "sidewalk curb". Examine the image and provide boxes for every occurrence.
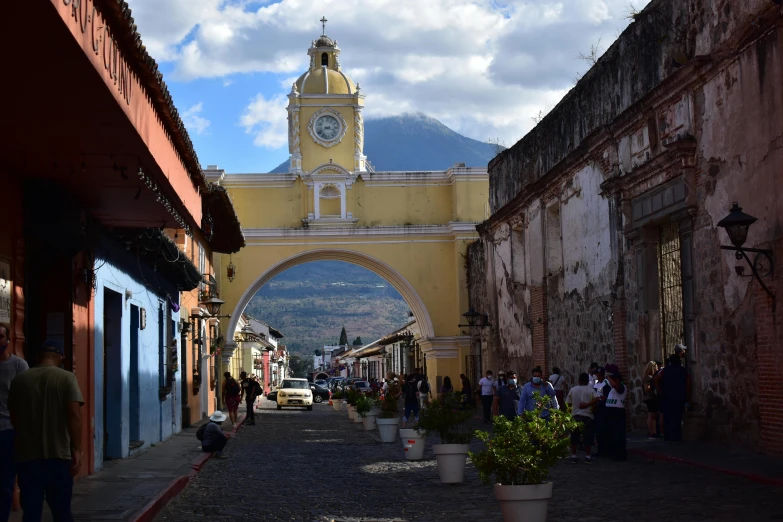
[129,411,248,521]
[628,448,783,488]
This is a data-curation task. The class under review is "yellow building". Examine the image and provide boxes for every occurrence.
[208,29,490,389]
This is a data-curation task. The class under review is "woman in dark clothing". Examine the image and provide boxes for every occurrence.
[459,373,473,408]
[440,376,454,397]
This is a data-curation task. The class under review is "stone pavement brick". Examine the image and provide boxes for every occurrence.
[154,399,780,522]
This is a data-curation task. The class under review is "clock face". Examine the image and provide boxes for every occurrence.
[315,115,340,141]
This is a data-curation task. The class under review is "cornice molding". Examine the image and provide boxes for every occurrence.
[243,222,478,239]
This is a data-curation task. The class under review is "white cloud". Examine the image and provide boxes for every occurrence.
[240,94,288,149]
[182,102,211,135]
[126,0,650,149]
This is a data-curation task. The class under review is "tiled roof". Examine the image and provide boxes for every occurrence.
[97,0,207,191]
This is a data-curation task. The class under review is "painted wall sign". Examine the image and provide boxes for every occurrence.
[61,0,133,105]
[0,260,10,324]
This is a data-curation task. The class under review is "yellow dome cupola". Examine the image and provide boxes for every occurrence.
[287,17,366,177]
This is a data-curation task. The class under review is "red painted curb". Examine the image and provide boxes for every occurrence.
[628,448,783,488]
[129,475,190,522]
[131,411,251,521]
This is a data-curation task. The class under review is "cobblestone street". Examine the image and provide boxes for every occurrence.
[155,399,780,521]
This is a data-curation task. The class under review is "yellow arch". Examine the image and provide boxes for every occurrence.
[225,249,436,340]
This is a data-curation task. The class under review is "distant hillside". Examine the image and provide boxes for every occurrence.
[244,261,412,355]
[271,113,498,173]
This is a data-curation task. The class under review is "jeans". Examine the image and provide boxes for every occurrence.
[663,400,684,442]
[403,401,420,421]
[17,459,74,522]
[0,429,16,522]
[481,395,493,422]
[245,399,255,423]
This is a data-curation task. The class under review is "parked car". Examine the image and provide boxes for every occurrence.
[276,378,314,410]
[350,380,374,396]
[266,389,278,402]
[314,379,329,388]
[310,383,332,403]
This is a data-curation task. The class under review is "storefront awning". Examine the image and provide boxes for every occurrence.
[202,184,245,254]
[108,228,202,291]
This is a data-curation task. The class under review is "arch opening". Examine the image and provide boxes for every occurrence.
[225,250,436,345]
[321,53,329,66]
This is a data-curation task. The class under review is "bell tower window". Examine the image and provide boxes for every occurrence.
[321,53,329,66]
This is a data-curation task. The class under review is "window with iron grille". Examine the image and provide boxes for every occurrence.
[658,221,684,360]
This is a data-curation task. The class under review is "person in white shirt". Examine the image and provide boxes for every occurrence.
[549,366,566,410]
[565,373,599,464]
[477,370,496,423]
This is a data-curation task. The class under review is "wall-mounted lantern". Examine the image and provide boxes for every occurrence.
[227,254,236,282]
[458,307,492,329]
[717,202,774,300]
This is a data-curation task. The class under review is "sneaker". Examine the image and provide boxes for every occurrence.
[584,456,593,464]
[570,455,578,464]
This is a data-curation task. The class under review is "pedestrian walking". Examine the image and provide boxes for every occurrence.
[477,370,496,423]
[459,373,472,409]
[642,361,660,439]
[549,366,566,409]
[565,373,599,464]
[518,366,558,418]
[199,411,228,457]
[492,371,521,421]
[0,324,28,521]
[8,339,84,522]
[416,374,431,408]
[588,362,599,385]
[654,353,690,443]
[591,366,608,456]
[602,364,628,461]
[222,372,241,426]
[401,374,420,429]
[239,371,260,426]
[440,376,453,397]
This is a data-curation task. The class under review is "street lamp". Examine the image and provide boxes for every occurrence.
[200,296,226,317]
[458,307,492,329]
[717,202,774,300]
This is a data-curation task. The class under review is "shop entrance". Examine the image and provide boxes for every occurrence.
[103,289,123,460]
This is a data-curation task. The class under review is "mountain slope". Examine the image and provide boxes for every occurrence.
[271,113,498,173]
[243,261,412,355]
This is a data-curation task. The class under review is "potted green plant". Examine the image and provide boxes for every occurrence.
[469,392,578,522]
[375,388,400,442]
[417,392,473,483]
[332,389,344,411]
[345,389,360,421]
[355,394,377,430]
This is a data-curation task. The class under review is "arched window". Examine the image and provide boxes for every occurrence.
[319,184,341,199]
[321,53,329,67]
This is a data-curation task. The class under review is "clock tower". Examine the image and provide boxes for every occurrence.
[287,26,365,224]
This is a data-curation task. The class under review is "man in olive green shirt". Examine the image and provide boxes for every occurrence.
[8,339,83,522]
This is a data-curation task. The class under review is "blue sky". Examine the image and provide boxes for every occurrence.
[127,0,649,173]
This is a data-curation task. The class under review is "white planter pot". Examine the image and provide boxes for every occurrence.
[399,428,427,461]
[376,417,400,443]
[353,411,364,423]
[333,400,343,412]
[362,415,377,430]
[347,406,357,421]
[433,444,470,483]
[494,482,553,522]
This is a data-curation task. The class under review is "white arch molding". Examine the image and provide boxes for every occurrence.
[224,249,436,345]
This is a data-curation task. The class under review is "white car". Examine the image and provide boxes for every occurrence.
[276,378,314,410]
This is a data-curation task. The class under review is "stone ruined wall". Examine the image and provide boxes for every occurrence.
[489,0,775,213]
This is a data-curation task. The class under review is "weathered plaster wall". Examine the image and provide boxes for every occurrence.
[547,166,617,384]
[475,0,783,451]
[687,26,783,448]
[488,0,776,213]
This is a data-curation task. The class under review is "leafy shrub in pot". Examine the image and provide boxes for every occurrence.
[355,394,375,418]
[417,392,473,444]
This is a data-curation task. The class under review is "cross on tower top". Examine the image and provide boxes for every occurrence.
[320,16,328,35]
